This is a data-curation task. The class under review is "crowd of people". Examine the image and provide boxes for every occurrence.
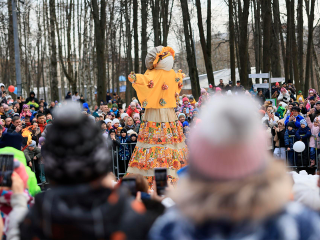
[0,84,320,240]
[1,75,320,240]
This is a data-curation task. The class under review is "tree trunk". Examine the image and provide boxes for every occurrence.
[49,0,59,101]
[229,0,236,84]
[238,0,250,89]
[290,0,300,91]
[297,0,304,86]
[180,0,200,99]
[133,0,139,73]
[305,0,316,95]
[141,0,148,72]
[7,0,15,86]
[271,0,281,77]
[253,0,260,82]
[195,0,214,86]
[125,0,134,104]
[151,0,160,46]
[262,0,271,74]
[91,0,107,105]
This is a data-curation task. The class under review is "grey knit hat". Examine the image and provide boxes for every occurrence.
[42,102,111,185]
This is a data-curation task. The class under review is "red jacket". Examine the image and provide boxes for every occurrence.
[126,106,139,118]
[38,123,47,133]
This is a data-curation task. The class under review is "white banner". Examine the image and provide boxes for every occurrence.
[249,73,269,79]
[270,77,285,83]
[253,83,269,89]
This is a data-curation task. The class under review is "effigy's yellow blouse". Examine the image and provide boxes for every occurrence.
[128,69,184,109]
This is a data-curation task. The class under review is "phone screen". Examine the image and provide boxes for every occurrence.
[186,108,189,114]
[0,154,14,187]
[121,178,137,196]
[155,168,167,196]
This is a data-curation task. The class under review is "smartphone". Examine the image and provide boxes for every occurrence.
[37,127,40,132]
[0,154,14,187]
[121,178,137,196]
[154,168,167,196]
[186,108,189,114]
[290,112,293,117]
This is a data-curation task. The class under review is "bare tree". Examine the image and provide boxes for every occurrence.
[195,0,214,86]
[91,0,107,105]
[180,0,200,99]
[49,0,59,101]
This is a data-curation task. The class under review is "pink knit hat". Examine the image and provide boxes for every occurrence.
[182,97,189,102]
[188,95,268,180]
[201,88,207,94]
[216,87,221,92]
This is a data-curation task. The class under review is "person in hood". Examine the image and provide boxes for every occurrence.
[65,91,72,100]
[126,102,139,117]
[18,102,155,240]
[25,91,39,104]
[284,121,296,166]
[82,102,90,113]
[110,103,120,118]
[198,88,209,108]
[296,90,304,102]
[295,119,311,166]
[149,95,320,240]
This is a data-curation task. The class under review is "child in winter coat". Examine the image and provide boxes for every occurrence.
[128,132,138,155]
[307,113,320,167]
[109,104,120,118]
[272,119,286,160]
[295,119,311,166]
[198,88,210,107]
[118,128,130,174]
[284,121,297,166]
[180,97,193,112]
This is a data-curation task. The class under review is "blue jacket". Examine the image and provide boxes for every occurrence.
[119,136,130,160]
[284,129,296,148]
[149,203,320,240]
[295,126,311,144]
[284,115,304,128]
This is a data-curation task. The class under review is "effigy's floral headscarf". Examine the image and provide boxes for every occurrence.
[145,46,175,70]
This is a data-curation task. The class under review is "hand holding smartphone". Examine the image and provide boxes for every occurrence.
[154,168,167,196]
[0,154,14,187]
[121,178,137,196]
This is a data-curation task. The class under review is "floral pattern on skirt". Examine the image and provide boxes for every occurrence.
[129,146,188,171]
[138,120,185,145]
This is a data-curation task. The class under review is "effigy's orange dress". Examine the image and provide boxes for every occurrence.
[126,67,188,188]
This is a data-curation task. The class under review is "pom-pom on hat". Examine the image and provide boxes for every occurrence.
[188,95,268,180]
